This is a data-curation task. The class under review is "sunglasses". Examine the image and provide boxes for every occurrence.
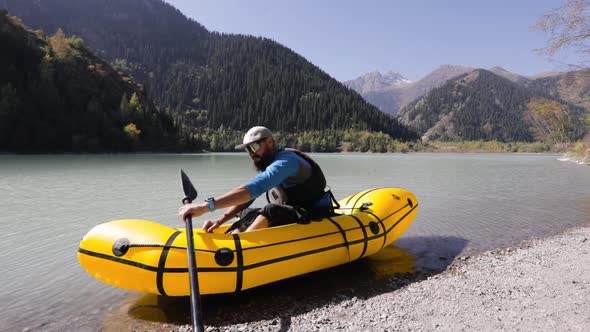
[245,138,265,155]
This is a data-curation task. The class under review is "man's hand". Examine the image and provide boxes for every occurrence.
[203,220,221,233]
[178,202,208,221]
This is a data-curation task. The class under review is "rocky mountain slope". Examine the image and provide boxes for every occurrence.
[344,70,411,94]
[348,65,474,114]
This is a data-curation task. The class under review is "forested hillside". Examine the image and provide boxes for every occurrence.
[0,11,181,152]
[529,71,590,109]
[1,0,416,141]
[397,69,586,142]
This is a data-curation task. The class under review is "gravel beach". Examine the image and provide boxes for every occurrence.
[110,227,590,332]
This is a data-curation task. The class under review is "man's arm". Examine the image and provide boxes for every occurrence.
[179,184,252,221]
[179,154,299,227]
[202,201,249,232]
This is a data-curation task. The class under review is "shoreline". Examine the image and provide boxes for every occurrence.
[111,225,590,332]
[559,155,590,166]
[0,150,566,155]
[1,139,582,156]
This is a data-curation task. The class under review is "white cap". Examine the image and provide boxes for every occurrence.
[234,126,273,149]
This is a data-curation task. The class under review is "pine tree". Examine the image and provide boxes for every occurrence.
[129,92,142,113]
[0,84,21,147]
[119,93,133,121]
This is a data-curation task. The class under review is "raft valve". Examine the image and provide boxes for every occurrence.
[112,238,130,257]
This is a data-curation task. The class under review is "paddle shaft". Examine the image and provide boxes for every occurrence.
[183,198,204,332]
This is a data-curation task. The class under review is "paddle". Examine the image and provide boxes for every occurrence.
[180,169,204,332]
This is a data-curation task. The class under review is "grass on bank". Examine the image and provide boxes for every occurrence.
[418,140,554,153]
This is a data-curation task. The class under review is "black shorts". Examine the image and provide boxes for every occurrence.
[227,204,310,233]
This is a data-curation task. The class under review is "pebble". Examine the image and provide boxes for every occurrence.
[177,326,191,332]
[136,228,590,332]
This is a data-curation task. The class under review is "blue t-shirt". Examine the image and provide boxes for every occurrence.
[246,149,311,200]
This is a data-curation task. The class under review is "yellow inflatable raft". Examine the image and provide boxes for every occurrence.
[77,187,418,296]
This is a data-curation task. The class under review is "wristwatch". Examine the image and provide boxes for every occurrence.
[206,197,215,212]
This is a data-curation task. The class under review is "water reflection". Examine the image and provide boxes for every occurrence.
[395,236,470,271]
[125,295,187,324]
[364,244,416,278]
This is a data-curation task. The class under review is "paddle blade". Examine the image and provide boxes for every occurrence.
[180,169,198,201]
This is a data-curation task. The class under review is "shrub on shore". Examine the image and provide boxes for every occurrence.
[563,142,590,164]
[419,141,554,153]
[189,128,562,154]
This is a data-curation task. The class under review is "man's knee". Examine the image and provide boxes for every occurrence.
[246,214,269,231]
[259,203,300,227]
[259,204,281,219]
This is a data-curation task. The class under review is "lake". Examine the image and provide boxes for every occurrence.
[0,153,588,331]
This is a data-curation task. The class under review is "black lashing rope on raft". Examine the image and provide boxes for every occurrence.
[111,200,374,257]
[112,238,187,257]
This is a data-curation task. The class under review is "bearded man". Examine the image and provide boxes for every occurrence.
[178,126,335,233]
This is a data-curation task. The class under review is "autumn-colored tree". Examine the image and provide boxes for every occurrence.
[526,98,586,148]
[49,28,74,60]
[532,0,590,151]
[123,123,141,139]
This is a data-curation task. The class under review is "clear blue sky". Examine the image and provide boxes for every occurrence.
[164,0,578,81]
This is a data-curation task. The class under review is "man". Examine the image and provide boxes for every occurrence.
[178,126,335,233]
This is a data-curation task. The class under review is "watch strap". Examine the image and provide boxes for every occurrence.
[206,197,215,212]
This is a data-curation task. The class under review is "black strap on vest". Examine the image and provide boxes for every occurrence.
[326,187,341,210]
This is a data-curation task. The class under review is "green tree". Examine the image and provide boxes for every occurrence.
[67,35,84,49]
[119,93,133,120]
[129,92,142,113]
[0,84,21,147]
[210,135,218,151]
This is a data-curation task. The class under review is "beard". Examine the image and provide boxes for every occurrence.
[253,151,274,171]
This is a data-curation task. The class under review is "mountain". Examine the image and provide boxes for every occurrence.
[488,66,530,84]
[529,70,590,109]
[396,64,474,108]
[348,65,590,118]
[490,67,590,112]
[488,67,590,110]
[398,69,588,142]
[0,11,180,152]
[397,69,586,142]
[1,0,416,140]
[348,65,474,114]
[344,70,410,94]
[526,71,563,80]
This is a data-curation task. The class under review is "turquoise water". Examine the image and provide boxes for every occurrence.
[0,153,588,331]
